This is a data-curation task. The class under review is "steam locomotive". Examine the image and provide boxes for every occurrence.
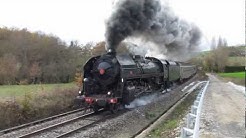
[77,50,196,113]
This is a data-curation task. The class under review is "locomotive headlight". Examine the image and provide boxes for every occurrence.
[83,78,89,82]
[107,91,111,95]
[108,49,113,53]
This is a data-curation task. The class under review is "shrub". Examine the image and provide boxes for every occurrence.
[0,87,78,130]
[224,66,245,73]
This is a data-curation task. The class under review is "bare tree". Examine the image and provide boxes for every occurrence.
[217,36,224,47]
[29,62,41,84]
[0,54,19,84]
[213,46,229,72]
[210,37,217,50]
[223,38,228,47]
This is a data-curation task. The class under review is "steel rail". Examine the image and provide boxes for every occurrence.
[17,109,100,138]
[55,115,111,138]
[0,108,86,135]
[55,109,125,138]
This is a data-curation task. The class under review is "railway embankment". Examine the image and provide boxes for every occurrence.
[136,73,245,138]
[0,71,208,138]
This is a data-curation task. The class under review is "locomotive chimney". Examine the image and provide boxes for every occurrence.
[107,48,116,55]
[106,43,116,55]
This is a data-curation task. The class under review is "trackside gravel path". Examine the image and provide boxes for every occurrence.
[200,74,245,138]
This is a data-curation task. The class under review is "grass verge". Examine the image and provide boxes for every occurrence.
[219,72,245,79]
[0,86,79,130]
[0,83,76,98]
[147,89,198,138]
[218,72,245,86]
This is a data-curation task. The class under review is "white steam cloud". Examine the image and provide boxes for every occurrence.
[125,93,159,109]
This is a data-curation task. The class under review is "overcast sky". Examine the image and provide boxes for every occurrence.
[0,0,244,47]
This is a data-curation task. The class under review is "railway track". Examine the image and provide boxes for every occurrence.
[54,112,115,138]
[17,109,106,138]
[0,106,120,138]
[0,108,86,135]
[0,107,101,138]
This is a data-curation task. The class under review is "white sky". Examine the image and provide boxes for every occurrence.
[0,0,245,47]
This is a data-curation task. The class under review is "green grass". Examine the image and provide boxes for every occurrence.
[147,91,198,138]
[219,72,245,79]
[0,85,78,130]
[0,83,77,98]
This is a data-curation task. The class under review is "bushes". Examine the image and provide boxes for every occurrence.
[0,101,22,128]
[0,28,93,85]
[224,66,245,73]
[0,88,78,130]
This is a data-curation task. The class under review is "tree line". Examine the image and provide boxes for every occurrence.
[6,27,241,84]
[0,28,131,85]
[191,37,245,72]
[0,28,91,85]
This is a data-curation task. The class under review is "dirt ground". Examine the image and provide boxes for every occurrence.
[200,74,245,138]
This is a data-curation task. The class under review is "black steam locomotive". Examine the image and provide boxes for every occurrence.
[77,50,196,113]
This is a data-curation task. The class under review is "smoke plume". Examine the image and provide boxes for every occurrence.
[105,0,201,60]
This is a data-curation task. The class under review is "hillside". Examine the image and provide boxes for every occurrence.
[0,27,88,85]
[191,45,245,72]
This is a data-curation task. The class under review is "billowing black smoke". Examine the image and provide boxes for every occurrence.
[105,0,161,51]
[105,0,201,59]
